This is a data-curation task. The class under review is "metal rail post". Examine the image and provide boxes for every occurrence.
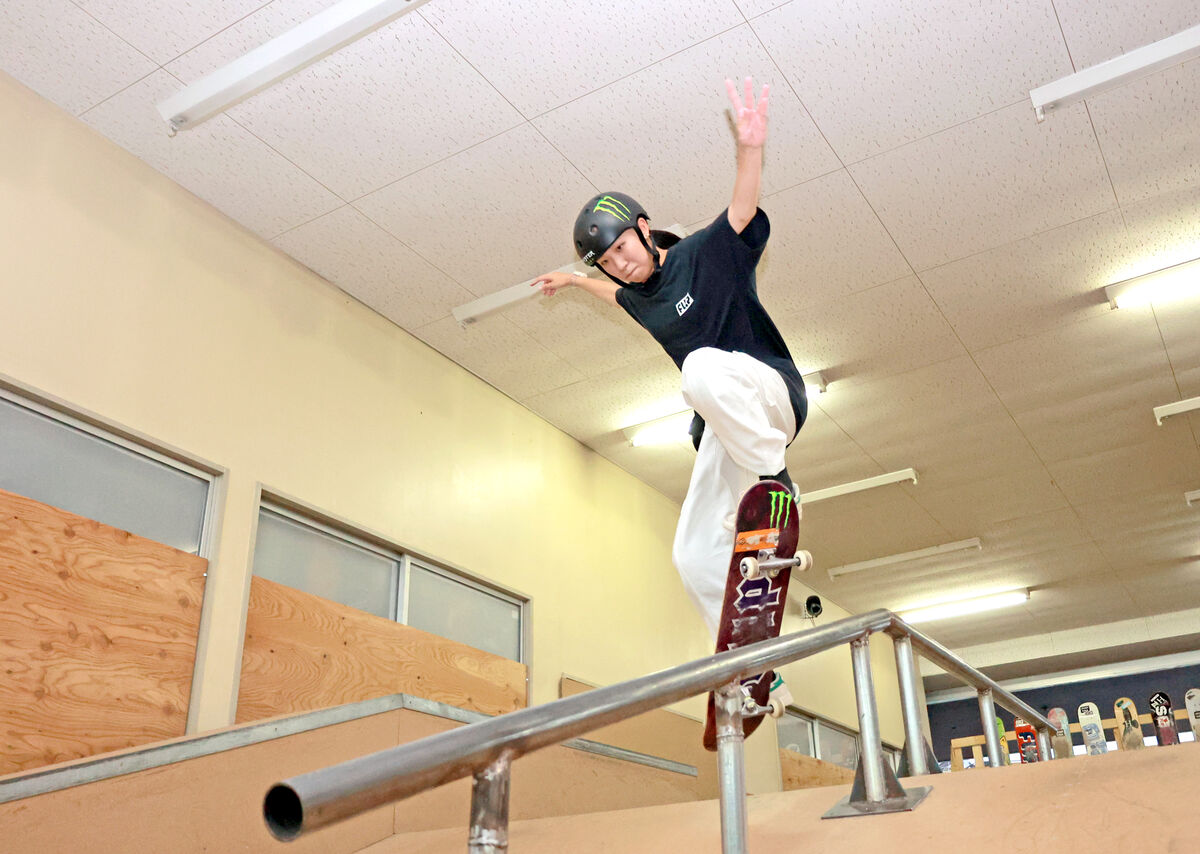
[977,689,1002,768]
[891,634,929,776]
[714,682,748,854]
[467,753,512,853]
[1036,728,1051,762]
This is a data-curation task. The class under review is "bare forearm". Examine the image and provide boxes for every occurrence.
[571,273,620,306]
[728,145,763,234]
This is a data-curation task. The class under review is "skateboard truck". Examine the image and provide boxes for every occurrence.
[740,692,786,720]
[739,550,813,580]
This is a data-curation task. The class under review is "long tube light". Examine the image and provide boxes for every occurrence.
[827,537,982,580]
[156,0,434,133]
[1153,396,1200,426]
[799,468,917,505]
[899,589,1029,625]
[1105,257,1200,309]
[1030,23,1200,121]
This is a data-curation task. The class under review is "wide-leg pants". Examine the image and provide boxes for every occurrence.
[671,348,796,640]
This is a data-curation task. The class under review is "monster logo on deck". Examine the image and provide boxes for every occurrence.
[769,490,792,529]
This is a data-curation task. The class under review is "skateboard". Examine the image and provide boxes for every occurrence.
[1114,697,1145,750]
[1148,691,1179,746]
[1047,707,1074,759]
[1186,688,1200,739]
[1013,717,1040,763]
[702,480,812,751]
[1077,702,1108,755]
[995,715,1009,765]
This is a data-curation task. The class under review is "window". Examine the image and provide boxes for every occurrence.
[0,391,213,555]
[252,501,527,662]
[779,707,901,772]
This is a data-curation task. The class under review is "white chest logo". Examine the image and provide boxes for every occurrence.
[675,292,694,317]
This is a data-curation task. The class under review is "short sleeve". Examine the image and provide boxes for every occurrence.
[693,207,771,273]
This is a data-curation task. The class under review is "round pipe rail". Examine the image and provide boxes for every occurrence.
[265,608,1054,841]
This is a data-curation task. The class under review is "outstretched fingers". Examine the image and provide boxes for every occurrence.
[726,77,769,118]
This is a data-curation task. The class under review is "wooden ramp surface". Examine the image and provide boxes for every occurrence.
[367,740,1200,854]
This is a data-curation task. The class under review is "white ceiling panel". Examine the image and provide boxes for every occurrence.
[214,12,524,199]
[75,0,269,65]
[774,276,965,389]
[1050,0,1200,68]
[904,465,1069,536]
[0,0,157,116]
[1045,430,1200,507]
[1087,60,1200,206]
[420,0,745,117]
[270,205,475,331]
[755,170,913,315]
[503,291,663,379]
[795,487,950,570]
[354,124,594,294]
[786,404,887,499]
[532,24,840,229]
[848,101,1114,271]
[918,209,1126,352]
[751,0,1072,163]
[81,70,342,240]
[412,314,584,401]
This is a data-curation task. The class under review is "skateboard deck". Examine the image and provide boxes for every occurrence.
[1077,702,1108,755]
[1148,691,1179,746]
[702,480,808,751]
[1047,707,1073,759]
[995,715,1009,765]
[1013,717,1039,763]
[1186,688,1200,739]
[1115,697,1145,750]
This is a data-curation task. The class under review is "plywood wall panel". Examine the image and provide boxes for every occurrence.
[237,576,527,722]
[779,748,856,789]
[0,488,206,775]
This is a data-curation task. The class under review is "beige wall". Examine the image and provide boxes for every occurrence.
[0,71,905,774]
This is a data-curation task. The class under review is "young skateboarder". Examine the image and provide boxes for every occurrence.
[533,78,808,652]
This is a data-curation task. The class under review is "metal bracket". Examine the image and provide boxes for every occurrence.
[897,735,942,777]
[823,753,931,819]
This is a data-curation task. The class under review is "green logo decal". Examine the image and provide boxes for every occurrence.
[769,490,792,529]
[593,195,632,222]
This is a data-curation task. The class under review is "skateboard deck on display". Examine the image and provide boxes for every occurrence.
[702,480,811,752]
[1013,717,1040,763]
[1047,707,1074,759]
[1148,692,1179,746]
[1115,697,1145,751]
[1077,702,1108,755]
[995,715,1010,765]
[1186,688,1200,739]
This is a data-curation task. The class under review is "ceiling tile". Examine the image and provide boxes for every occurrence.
[755,170,913,314]
[905,465,1069,536]
[207,12,524,199]
[774,276,966,388]
[1087,60,1200,206]
[354,124,593,294]
[848,101,1114,271]
[533,24,841,229]
[81,70,342,240]
[0,0,156,115]
[1045,430,1200,506]
[786,404,887,500]
[75,0,268,65]
[412,314,584,401]
[752,0,1072,162]
[270,205,475,330]
[796,488,950,571]
[918,209,1126,351]
[503,290,663,379]
[420,0,745,117]
[1050,0,1200,68]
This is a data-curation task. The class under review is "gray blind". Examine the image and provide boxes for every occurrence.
[408,563,522,662]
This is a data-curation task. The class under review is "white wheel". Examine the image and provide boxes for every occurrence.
[793,550,813,572]
[768,698,785,718]
[739,556,761,580]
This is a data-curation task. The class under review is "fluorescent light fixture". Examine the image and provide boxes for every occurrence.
[799,468,917,505]
[622,410,693,447]
[1030,23,1200,121]
[1104,257,1200,309]
[900,589,1029,625]
[1186,489,1200,507]
[156,0,434,133]
[802,371,827,398]
[827,537,982,580]
[1153,395,1200,426]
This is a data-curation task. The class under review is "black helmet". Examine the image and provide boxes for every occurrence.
[573,192,650,266]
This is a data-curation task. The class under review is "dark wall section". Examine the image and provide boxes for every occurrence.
[926,662,1200,761]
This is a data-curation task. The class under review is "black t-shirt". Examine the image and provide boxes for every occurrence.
[615,208,807,436]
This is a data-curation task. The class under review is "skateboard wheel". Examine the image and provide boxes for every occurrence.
[768,699,785,719]
[739,556,761,580]
[794,550,813,572]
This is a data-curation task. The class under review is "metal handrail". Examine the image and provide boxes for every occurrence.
[264,609,1056,849]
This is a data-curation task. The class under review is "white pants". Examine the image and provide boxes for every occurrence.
[671,348,796,640]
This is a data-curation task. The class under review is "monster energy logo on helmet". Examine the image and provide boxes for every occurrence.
[769,490,792,529]
[592,195,633,222]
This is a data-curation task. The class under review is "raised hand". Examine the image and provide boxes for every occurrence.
[725,76,769,149]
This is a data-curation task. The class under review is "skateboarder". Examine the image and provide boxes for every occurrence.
[533,78,808,670]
